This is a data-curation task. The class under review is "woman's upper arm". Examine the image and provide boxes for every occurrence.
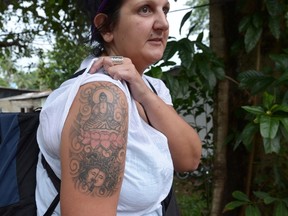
[60,81,128,216]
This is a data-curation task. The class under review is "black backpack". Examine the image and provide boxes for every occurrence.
[0,110,60,216]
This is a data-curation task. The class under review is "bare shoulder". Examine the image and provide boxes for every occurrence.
[60,81,128,215]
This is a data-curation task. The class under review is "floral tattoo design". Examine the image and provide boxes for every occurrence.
[69,83,128,197]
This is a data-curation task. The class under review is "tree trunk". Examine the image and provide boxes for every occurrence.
[209,0,229,215]
[209,0,257,215]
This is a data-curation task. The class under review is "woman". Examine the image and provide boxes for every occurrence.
[35,0,202,215]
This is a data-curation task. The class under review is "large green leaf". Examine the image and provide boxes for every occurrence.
[270,54,288,72]
[240,122,259,151]
[253,191,274,202]
[272,105,288,113]
[263,92,275,110]
[242,106,265,115]
[163,40,179,62]
[264,196,278,205]
[280,117,288,130]
[239,16,251,32]
[177,38,195,69]
[147,66,163,79]
[265,0,282,16]
[260,115,279,139]
[245,25,262,53]
[280,125,288,141]
[268,16,281,40]
[263,135,281,153]
[205,69,217,90]
[195,40,211,53]
[179,10,192,35]
[273,74,288,86]
[252,14,263,28]
[275,202,288,216]
[232,191,250,202]
[223,201,247,211]
[245,205,261,216]
[238,70,275,94]
[163,74,180,100]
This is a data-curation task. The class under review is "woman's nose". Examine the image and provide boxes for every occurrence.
[154,11,169,31]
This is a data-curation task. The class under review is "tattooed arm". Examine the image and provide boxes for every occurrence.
[60,81,128,216]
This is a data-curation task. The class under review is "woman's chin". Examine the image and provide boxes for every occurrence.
[148,54,164,64]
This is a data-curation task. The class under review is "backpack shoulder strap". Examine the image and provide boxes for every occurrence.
[41,156,60,192]
[145,78,157,95]
[141,78,157,126]
[41,151,61,216]
[69,68,86,79]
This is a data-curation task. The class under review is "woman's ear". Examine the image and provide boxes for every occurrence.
[93,13,113,42]
[93,13,107,29]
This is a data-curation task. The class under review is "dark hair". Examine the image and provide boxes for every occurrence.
[78,0,124,56]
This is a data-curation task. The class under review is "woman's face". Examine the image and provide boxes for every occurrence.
[87,168,106,187]
[105,0,170,71]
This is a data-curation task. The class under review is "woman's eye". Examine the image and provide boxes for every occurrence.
[163,7,170,15]
[139,5,151,14]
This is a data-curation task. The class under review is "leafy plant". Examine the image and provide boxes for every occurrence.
[224,191,288,216]
[177,193,209,216]
[239,92,288,154]
[224,0,288,214]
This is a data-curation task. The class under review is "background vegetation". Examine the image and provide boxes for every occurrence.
[1,0,288,215]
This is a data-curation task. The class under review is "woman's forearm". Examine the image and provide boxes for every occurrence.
[140,91,202,172]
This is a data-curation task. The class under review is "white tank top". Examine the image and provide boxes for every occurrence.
[36,59,174,215]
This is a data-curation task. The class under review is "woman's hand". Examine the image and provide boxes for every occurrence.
[89,57,202,172]
[89,56,153,104]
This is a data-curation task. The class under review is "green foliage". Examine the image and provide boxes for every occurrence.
[174,177,211,216]
[36,36,90,90]
[159,32,225,94]
[239,13,263,53]
[177,193,209,216]
[0,78,9,87]
[224,0,288,214]
[237,48,288,153]
[0,55,17,87]
[0,54,38,89]
[237,0,288,53]
[13,70,40,90]
[224,190,288,216]
[0,0,89,58]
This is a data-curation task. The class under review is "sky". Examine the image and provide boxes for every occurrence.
[168,1,191,39]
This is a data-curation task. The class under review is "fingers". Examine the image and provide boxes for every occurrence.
[89,56,124,74]
[89,56,133,82]
[88,57,108,73]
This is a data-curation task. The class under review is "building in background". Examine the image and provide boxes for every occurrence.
[0,88,51,112]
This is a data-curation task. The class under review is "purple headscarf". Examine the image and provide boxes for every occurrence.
[97,0,109,13]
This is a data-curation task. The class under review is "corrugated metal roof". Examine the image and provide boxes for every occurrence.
[0,90,51,101]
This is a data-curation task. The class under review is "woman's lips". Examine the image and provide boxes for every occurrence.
[148,38,163,45]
